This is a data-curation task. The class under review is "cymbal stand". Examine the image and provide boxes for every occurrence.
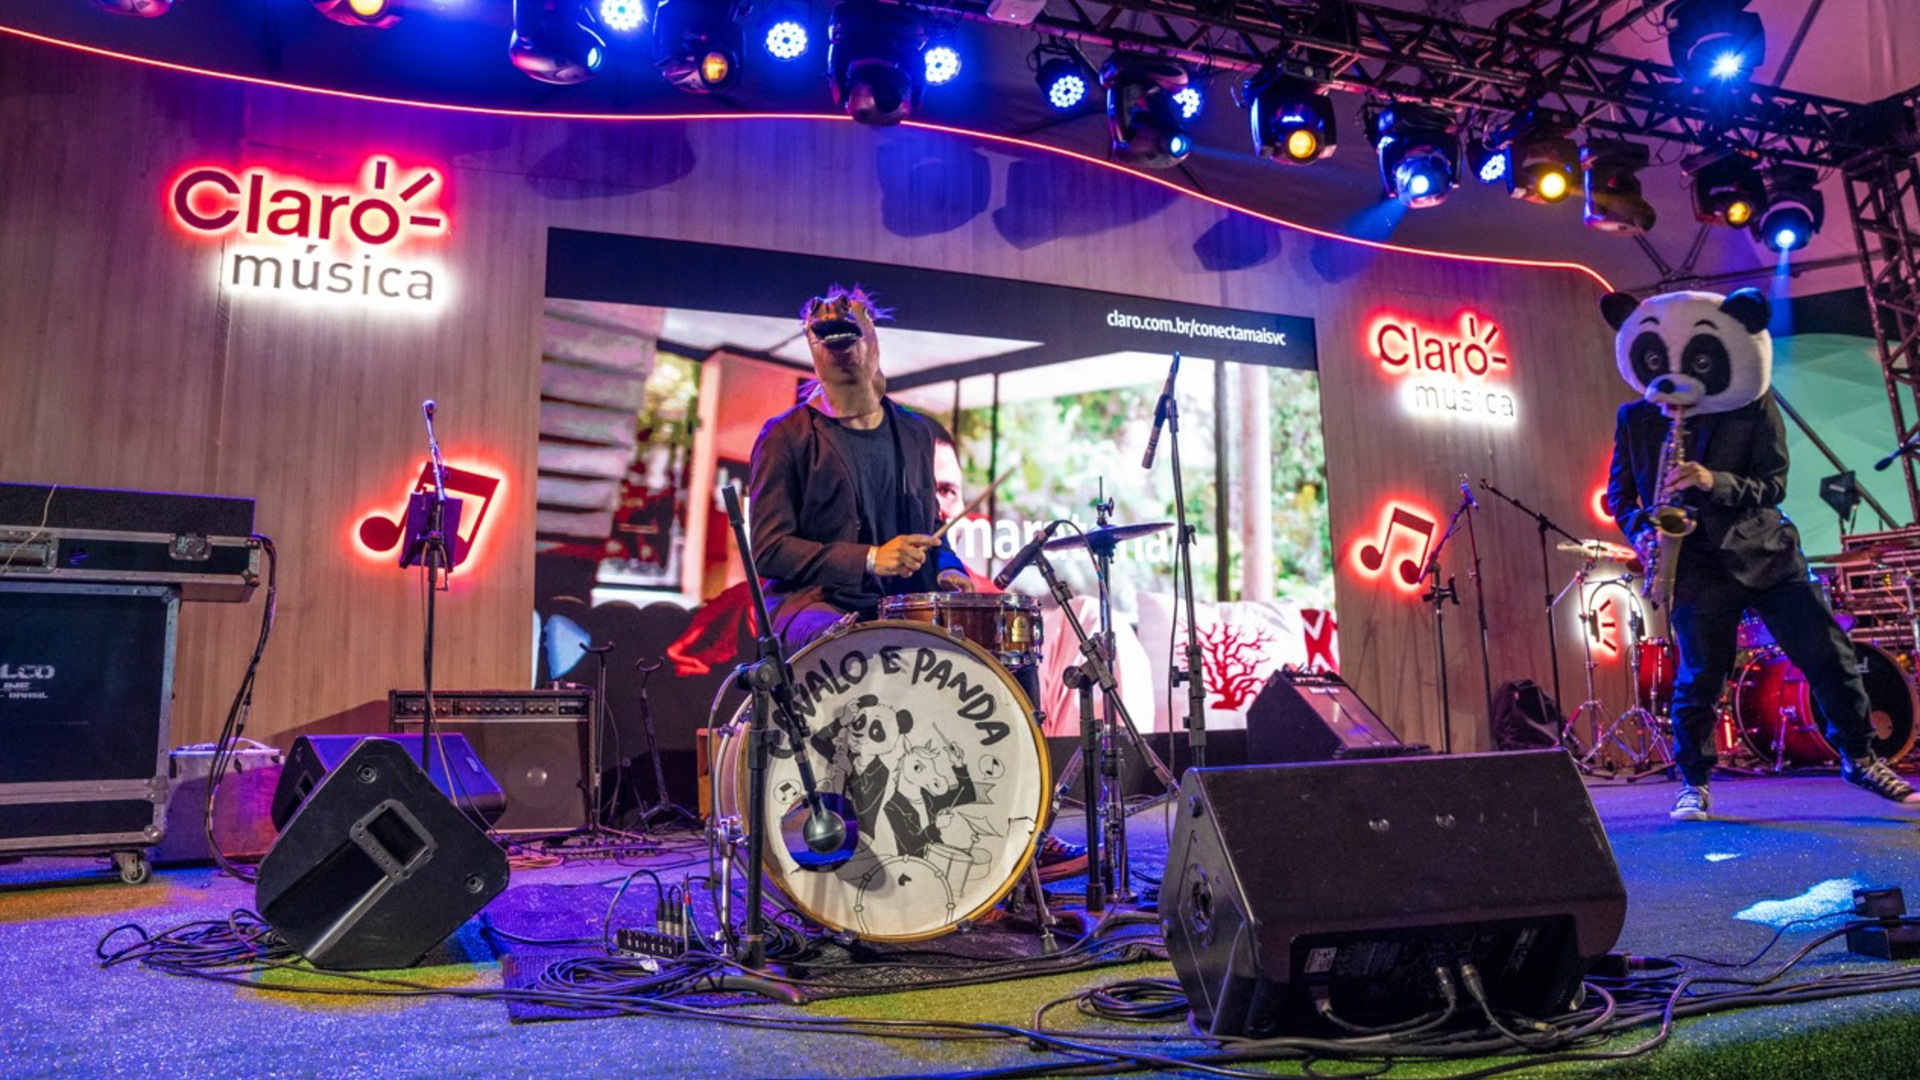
[1033,548,1155,905]
[1050,500,1176,803]
[1577,580,1669,776]
[1552,558,1606,769]
[1618,605,1674,776]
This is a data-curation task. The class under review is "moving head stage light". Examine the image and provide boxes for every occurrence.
[1246,64,1336,166]
[1755,164,1825,252]
[1371,103,1458,208]
[510,0,608,85]
[1686,148,1767,229]
[1582,139,1657,236]
[654,0,746,92]
[829,1,926,126]
[1104,55,1194,170]
[311,0,400,28]
[1667,0,1766,86]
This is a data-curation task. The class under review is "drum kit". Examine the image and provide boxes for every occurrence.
[708,494,1177,947]
[1557,539,1920,776]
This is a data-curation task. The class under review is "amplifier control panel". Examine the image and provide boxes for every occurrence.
[389,689,592,721]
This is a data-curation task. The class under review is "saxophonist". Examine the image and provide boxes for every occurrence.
[1602,288,1919,820]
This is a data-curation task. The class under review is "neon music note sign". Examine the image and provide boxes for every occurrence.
[1349,501,1439,594]
[355,461,503,571]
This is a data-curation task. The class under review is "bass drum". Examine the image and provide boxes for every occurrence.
[1730,642,1919,766]
[711,620,1049,942]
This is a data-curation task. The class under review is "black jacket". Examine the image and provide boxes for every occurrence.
[1607,394,1806,591]
[748,397,963,615]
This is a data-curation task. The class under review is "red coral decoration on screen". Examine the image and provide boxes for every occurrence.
[1185,621,1276,711]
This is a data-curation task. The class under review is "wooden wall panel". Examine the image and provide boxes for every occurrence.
[0,35,1633,757]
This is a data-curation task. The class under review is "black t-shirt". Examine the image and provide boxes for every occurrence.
[818,412,900,609]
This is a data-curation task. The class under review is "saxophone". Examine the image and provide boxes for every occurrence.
[1639,406,1698,610]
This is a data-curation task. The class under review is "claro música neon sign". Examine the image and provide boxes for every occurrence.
[166,156,449,311]
[1366,311,1516,425]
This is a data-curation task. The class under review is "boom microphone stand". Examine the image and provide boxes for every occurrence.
[718,484,852,969]
[1480,479,1585,717]
[1424,489,1473,754]
[402,400,463,775]
[1141,352,1208,770]
[1458,478,1496,724]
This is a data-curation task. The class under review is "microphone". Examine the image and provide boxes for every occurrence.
[1875,429,1920,471]
[1459,475,1478,509]
[422,399,436,421]
[1140,352,1181,470]
[993,521,1060,589]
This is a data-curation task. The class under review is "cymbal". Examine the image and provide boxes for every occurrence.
[1042,521,1173,551]
[1807,548,1886,566]
[1557,539,1636,562]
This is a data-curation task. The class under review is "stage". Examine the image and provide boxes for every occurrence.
[5,772,1920,1080]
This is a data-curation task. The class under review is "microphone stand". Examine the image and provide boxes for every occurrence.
[1145,354,1208,770]
[1480,479,1586,715]
[1423,492,1471,754]
[1031,549,1144,905]
[718,484,846,970]
[1461,492,1495,726]
[419,405,451,774]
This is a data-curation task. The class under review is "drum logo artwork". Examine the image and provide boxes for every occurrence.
[726,623,1048,942]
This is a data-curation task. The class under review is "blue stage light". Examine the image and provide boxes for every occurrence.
[1709,50,1745,79]
[1048,71,1087,108]
[1774,227,1798,249]
[1168,132,1191,156]
[1668,0,1765,86]
[924,45,961,86]
[1173,86,1202,120]
[765,18,808,59]
[599,0,645,33]
[1478,150,1508,184]
[1373,103,1457,209]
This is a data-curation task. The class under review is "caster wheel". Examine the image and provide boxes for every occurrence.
[113,851,151,885]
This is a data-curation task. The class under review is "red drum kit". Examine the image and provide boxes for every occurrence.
[1566,538,1920,775]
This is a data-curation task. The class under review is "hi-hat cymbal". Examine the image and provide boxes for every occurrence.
[1042,522,1173,551]
[1557,538,1636,562]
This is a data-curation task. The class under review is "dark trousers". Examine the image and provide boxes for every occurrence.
[1668,562,1870,784]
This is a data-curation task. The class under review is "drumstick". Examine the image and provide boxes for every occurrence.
[932,466,1016,541]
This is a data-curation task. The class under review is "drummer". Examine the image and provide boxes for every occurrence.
[749,284,975,649]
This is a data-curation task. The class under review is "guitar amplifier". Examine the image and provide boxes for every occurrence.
[389,690,594,834]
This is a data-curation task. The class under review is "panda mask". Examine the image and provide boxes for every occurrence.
[1601,288,1772,416]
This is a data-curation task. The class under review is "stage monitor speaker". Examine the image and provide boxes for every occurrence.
[1162,750,1625,1037]
[271,734,506,833]
[255,738,510,971]
[1244,670,1412,763]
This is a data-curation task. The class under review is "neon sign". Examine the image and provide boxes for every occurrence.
[354,460,504,572]
[1348,499,1440,595]
[1367,311,1516,425]
[166,156,449,310]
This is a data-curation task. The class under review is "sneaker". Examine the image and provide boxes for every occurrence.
[1670,783,1712,821]
[1840,756,1920,805]
[1034,834,1089,882]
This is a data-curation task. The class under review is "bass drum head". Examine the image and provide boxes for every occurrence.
[1732,643,1919,766]
[714,620,1048,942]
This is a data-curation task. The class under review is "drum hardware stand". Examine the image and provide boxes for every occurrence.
[1421,487,1474,754]
[1576,587,1671,778]
[1481,479,1587,723]
[632,658,700,831]
[1558,559,1616,772]
[1064,663,1105,915]
[718,485,852,970]
[1143,352,1211,771]
[1033,549,1150,905]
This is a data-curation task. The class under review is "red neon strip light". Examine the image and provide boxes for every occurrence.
[0,23,1615,291]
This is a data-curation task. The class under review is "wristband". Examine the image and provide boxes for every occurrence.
[865,546,878,575]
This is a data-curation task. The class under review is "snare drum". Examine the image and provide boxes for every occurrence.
[711,620,1049,942]
[1730,642,1918,766]
[877,593,1043,670]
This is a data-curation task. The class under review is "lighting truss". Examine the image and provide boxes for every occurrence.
[1847,143,1920,521]
[880,0,1878,167]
